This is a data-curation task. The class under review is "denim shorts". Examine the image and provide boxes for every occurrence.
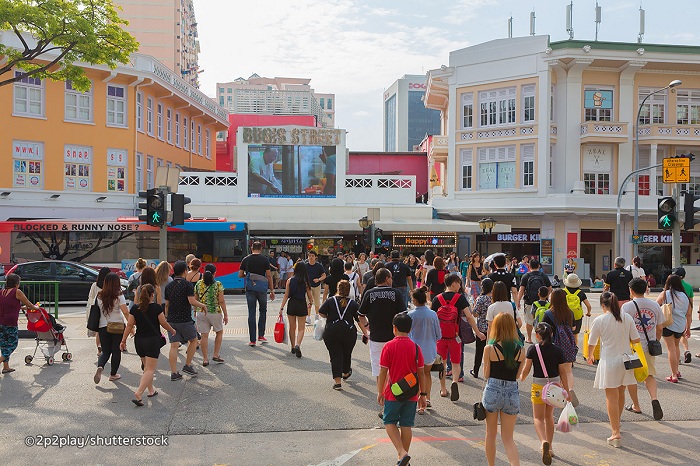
[482,378,520,415]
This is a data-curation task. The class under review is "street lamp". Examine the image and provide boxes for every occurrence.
[633,79,682,257]
[478,217,497,256]
[358,216,372,229]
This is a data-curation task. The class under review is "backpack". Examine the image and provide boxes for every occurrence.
[347,271,359,300]
[525,271,546,304]
[126,272,141,301]
[436,293,461,339]
[545,310,578,362]
[532,300,550,324]
[517,263,529,275]
[564,288,583,320]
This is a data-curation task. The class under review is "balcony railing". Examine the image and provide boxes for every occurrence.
[637,124,700,141]
[226,89,331,127]
[579,122,628,143]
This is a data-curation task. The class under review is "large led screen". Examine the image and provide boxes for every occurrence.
[248,144,337,198]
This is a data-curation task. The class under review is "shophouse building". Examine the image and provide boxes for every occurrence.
[424,35,700,282]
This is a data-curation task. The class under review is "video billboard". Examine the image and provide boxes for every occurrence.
[242,126,344,199]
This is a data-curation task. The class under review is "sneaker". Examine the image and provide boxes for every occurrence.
[684,351,692,364]
[295,345,302,358]
[248,341,256,347]
[258,336,268,344]
[182,365,198,376]
[171,372,183,381]
[305,316,312,325]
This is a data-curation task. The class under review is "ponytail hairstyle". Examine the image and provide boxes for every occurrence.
[535,322,554,345]
[600,291,622,322]
[203,263,216,286]
[138,284,155,313]
[336,279,350,309]
[411,286,429,305]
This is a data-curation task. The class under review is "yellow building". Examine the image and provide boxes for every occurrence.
[0,32,228,219]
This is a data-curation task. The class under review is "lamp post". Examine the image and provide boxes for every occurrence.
[633,79,682,257]
[478,217,497,256]
[358,216,374,254]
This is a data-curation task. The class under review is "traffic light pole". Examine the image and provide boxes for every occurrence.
[159,186,168,263]
[672,186,681,268]
[616,163,662,258]
[370,224,376,255]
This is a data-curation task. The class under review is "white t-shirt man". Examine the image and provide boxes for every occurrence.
[277,255,289,279]
[621,297,663,350]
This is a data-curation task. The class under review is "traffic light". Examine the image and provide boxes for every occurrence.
[657,196,677,230]
[374,228,384,247]
[362,227,371,246]
[145,189,166,227]
[683,191,700,230]
[137,190,150,223]
[170,193,191,226]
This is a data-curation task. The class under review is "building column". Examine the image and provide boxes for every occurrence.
[619,61,646,193]
[650,143,659,196]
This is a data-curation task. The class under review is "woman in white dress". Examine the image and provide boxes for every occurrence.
[586,291,641,447]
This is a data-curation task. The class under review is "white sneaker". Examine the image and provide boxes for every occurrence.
[305,317,312,325]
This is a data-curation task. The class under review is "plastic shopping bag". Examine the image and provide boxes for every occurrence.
[632,341,649,383]
[314,317,326,341]
[274,314,286,344]
[556,401,579,433]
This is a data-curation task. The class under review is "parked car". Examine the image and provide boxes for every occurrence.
[7,260,127,302]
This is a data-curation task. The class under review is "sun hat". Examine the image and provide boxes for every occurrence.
[563,273,582,288]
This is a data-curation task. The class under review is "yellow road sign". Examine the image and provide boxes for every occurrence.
[663,157,690,183]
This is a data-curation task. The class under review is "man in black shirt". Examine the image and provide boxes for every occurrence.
[604,257,632,303]
[487,254,519,309]
[239,241,275,346]
[268,250,279,289]
[305,250,326,324]
[387,250,414,308]
[165,260,206,381]
[358,268,406,392]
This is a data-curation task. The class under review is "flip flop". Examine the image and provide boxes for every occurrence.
[398,454,411,466]
[147,391,159,398]
[212,357,224,363]
[202,361,209,367]
[2,368,15,374]
[542,441,552,466]
[652,399,663,420]
[625,404,642,414]
[450,382,459,401]
[132,399,144,407]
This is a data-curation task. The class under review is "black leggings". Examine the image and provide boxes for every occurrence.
[473,337,487,376]
[323,324,357,379]
[97,328,122,376]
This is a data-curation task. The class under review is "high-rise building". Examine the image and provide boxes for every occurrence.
[114,0,200,88]
[216,75,334,128]
[383,75,441,151]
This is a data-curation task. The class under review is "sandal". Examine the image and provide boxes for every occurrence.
[202,361,209,367]
[440,390,449,397]
[625,404,642,414]
[542,441,552,466]
[132,398,144,407]
[425,400,432,408]
[666,375,678,383]
[212,356,224,363]
[417,407,425,415]
[2,368,15,374]
[469,369,479,379]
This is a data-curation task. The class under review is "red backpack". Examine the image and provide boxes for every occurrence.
[436,293,461,339]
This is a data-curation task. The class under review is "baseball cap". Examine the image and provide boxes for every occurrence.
[672,267,686,277]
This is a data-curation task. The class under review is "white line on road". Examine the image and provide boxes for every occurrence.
[308,444,375,466]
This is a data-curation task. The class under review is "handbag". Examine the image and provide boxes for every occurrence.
[430,355,445,379]
[473,401,486,421]
[623,352,643,370]
[245,272,269,293]
[106,321,125,335]
[86,299,100,332]
[633,301,662,357]
[534,343,568,408]
[274,314,286,344]
[459,316,476,344]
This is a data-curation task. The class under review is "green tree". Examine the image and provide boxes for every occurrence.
[0,0,139,91]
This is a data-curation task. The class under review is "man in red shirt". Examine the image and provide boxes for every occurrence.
[378,313,427,466]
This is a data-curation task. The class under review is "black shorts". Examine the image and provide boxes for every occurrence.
[662,327,684,339]
[286,298,308,317]
[572,318,583,335]
[135,335,162,359]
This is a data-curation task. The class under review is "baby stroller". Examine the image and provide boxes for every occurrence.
[23,308,72,366]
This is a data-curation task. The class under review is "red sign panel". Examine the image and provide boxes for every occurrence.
[567,232,578,258]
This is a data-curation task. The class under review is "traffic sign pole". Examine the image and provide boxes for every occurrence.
[159,186,168,263]
[673,186,681,268]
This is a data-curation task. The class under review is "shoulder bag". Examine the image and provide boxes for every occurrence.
[86,298,101,332]
[633,301,662,356]
[661,291,674,327]
[390,344,420,402]
[245,271,269,293]
[534,343,568,408]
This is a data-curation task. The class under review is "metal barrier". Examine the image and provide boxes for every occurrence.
[0,281,60,318]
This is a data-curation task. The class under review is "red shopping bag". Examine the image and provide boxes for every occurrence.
[274,314,286,343]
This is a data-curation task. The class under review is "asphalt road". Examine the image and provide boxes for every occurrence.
[1,292,699,465]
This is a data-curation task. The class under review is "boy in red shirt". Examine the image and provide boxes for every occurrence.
[378,313,427,466]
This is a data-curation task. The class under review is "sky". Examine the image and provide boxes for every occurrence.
[193,0,699,151]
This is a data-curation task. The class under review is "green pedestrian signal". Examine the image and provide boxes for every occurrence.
[151,211,162,224]
[374,228,383,246]
[657,196,676,231]
[660,215,674,228]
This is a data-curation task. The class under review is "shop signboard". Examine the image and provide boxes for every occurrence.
[393,235,457,247]
[540,238,554,275]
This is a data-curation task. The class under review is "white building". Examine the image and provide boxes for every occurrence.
[384,75,441,152]
[424,35,700,283]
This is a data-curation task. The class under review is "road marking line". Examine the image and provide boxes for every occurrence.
[309,444,375,466]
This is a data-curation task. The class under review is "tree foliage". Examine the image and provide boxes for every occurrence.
[0,0,139,90]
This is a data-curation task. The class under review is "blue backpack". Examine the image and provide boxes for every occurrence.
[545,310,578,362]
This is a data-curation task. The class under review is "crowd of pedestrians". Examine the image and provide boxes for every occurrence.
[62,249,697,464]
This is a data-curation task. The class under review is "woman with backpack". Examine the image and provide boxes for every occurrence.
[425,256,448,301]
[519,322,571,465]
[408,286,441,413]
[319,280,360,390]
[586,292,641,447]
[431,274,485,401]
[655,274,692,383]
[562,273,592,347]
[482,312,526,466]
[541,289,578,407]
